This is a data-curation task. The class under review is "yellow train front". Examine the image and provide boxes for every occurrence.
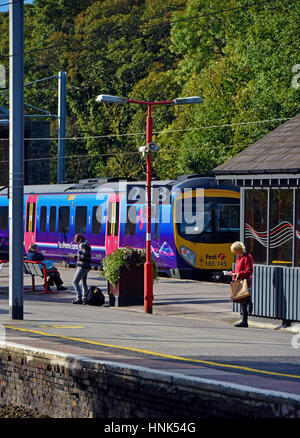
[170,176,240,280]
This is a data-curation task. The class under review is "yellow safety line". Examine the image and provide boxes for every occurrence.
[4,325,300,380]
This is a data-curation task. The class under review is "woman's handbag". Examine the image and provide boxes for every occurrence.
[230,274,250,303]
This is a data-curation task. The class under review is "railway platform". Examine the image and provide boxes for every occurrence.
[1,264,300,418]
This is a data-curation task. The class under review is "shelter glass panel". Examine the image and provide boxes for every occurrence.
[296,190,300,267]
[270,189,293,266]
[244,189,267,264]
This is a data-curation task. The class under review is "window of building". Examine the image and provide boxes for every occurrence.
[39,206,47,232]
[244,189,268,265]
[58,206,70,233]
[49,206,56,233]
[0,206,8,231]
[270,189,293,266]
[75,206,87,234]
[92,206,102,234]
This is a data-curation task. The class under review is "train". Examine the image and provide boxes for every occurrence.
[0,175,240,279]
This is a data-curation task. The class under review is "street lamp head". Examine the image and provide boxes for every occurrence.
[173,96,203,105]
[96,94,128,105]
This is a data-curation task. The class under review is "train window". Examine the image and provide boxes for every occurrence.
[107,203,113,236]
[92,206,102,234]
[49,206,56,232]
[26,203,30,232]
[58,206,70,233]
[39,206,47,232]
[0,206,8,231]
[115,202,120,236]
[75,206,87,234]
[154,205,160,240]
[216,202,239,232]
[26,202,36,233]
[125,205,136,236]
[107,202,120,236]
[175,197,205,237]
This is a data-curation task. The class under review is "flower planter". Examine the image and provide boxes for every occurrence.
[108,265,144,307]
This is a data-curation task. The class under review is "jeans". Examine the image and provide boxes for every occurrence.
[72,267,89,300]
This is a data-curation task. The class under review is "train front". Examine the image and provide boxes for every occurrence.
[172,179,240,279]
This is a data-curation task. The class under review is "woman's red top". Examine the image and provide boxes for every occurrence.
[232,251,254,287]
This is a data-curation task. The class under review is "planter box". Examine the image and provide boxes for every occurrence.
[108,265,144,306]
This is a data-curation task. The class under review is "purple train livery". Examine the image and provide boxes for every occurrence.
[0,175,240,279]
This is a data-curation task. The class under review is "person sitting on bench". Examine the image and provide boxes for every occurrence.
[26,243,67,291]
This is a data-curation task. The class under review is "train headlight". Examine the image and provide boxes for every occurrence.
[180,246,196,266]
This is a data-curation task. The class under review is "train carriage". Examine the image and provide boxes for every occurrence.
[0,175,239,279]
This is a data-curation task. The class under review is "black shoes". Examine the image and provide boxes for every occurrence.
[57,286,67,291]
[234,321,248,328]
[72,299,83,304]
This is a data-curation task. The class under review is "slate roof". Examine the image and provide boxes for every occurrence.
[214,113,300,175]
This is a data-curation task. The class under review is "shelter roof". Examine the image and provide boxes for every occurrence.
[214,113,300,176]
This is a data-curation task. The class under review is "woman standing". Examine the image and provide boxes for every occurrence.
[230,241,254,328]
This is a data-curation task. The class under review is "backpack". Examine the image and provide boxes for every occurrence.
[86,286,105,306]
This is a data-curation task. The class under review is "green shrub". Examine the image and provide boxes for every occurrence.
[101,247,158,287]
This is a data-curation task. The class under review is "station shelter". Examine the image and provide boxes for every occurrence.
[214,113,300,324]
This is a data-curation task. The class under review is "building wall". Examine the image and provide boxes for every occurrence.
[0,120,50,186]
[0,344,300,418]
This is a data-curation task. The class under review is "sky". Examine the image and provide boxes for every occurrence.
[0,0,33,13]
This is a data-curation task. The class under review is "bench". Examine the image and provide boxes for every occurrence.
[23,260,58,294]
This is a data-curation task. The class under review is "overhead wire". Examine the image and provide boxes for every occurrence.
[0,116,291,142]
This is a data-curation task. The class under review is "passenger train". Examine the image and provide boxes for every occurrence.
[0,175,240,279]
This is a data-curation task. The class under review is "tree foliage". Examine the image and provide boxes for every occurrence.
[0,0,299,182]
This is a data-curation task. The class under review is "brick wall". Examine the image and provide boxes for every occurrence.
[0,343,300,418]
[0,120,50,186]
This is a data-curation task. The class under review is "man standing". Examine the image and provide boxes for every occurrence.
[72,234,91,304]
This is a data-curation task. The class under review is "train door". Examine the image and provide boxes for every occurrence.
[24,195,38,253]
[105,194,120,255]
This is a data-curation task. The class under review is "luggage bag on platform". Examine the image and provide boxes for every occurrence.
[85,286,105,306]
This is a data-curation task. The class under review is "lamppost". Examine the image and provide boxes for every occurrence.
[96,94,203,313]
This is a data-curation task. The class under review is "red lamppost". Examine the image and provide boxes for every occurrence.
[96,94,203,313]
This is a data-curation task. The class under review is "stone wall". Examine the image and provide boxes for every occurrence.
[0,343,300,418]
